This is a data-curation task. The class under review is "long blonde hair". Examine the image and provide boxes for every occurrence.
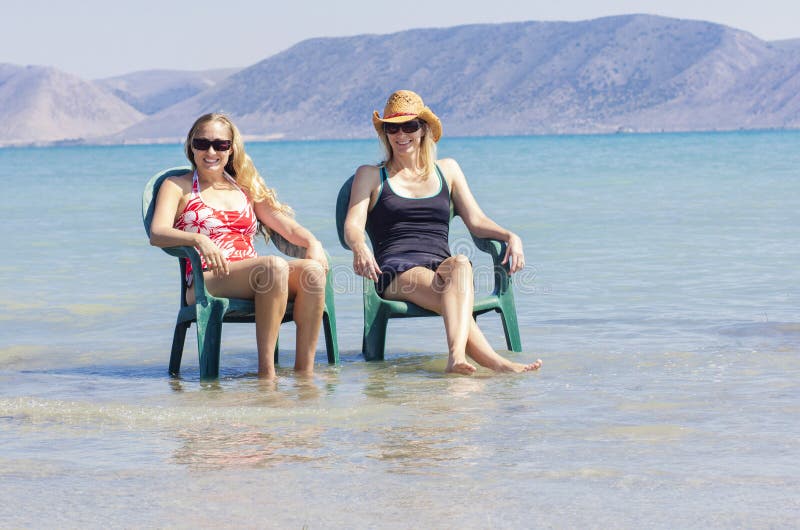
[185,113,291,215]
[377,120,438,176]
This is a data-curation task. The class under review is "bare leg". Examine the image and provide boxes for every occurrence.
[384,258,541,374]
[434,256,477,374]
[385,257,475,374]
[287,259,326,376]
[201,256,289,379]
[465,319,542,372]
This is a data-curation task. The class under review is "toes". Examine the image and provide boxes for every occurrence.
[457,363,476,375]
[524,359,543,371]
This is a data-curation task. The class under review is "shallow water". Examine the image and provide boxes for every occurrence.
[1,131,799,527]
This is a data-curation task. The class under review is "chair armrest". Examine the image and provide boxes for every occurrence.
[269,232,336,271]
[269,231,306,259]
[161,245,213,305]
[469,234,512,296]
[470,235,507,267]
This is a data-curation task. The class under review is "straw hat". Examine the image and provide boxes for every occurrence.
[372,90,442,142]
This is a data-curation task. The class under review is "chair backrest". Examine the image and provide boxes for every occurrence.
[142,166,193,238]
[335,175,356,250]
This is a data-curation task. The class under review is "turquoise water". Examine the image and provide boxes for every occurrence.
[1,131,799,527]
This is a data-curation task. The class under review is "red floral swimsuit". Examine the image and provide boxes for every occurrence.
[174,171,258,284]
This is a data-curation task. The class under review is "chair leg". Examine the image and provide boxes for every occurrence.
[498,304,522,352]
[363,309,389,361]
[322,280,339,364]
[169,320,190,376]
[322,309,339,364]
[195,300,227,380]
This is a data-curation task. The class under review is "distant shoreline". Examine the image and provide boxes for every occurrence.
[2,126,798,150]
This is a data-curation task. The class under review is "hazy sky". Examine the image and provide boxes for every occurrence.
[4,0,799,79]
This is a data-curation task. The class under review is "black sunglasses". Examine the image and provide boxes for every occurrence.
[192,138,232,151]
[383,120,422,135]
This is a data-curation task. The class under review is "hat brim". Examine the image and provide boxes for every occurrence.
[373,108,442,142]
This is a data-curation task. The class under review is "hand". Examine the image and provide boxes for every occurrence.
[305,240,329,271]
[195,234,229,277]
[502,233,525,274]
[352,244,381,281]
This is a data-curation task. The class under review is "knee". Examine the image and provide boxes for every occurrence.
[250,255,289,293]
[436,255,473,292]
[451,254,472,271]
[297,261,327,297]
[262,255,290,277]
[444,254,472,278]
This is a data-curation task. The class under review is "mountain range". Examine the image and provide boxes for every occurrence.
[95,68,239,115]
[0,64,143,145]
[2,14,799,147]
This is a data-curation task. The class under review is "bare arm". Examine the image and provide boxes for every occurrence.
[343,165,381,281]
[149,175,230,276]
[440,158,526,273]
[254,202,328,270]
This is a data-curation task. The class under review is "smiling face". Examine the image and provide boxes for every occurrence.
[384,119,425,157]
[190,119,233,173]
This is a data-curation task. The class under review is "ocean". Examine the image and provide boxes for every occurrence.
[1,131,798,528]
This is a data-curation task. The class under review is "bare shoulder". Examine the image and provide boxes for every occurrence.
[355,164,379,174]
[436,158,466,189]
[353,164,381,186]
[163,171,193,194]
[436,157,462,172]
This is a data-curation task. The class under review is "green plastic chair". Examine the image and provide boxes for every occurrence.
[142,166,339,379]
[335,174,522,361]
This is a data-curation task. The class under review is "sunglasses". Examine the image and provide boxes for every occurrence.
[192,138,232,151]
[383,120,422,135]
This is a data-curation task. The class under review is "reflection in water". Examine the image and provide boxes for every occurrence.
[355,360,493,474]
[171,423,326,471]
[164,373,341,470]
[369,422,484,473]
[444,376,488,397]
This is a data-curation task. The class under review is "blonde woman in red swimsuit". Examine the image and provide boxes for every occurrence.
[150,113,328,380]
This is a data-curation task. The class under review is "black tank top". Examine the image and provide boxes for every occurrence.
[366,165,452,266]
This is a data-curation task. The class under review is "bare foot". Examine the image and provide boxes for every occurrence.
[498,358,543,373]
[446,358,477,375]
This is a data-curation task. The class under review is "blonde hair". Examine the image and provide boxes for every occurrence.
[185,113,291,214]
[377,120,438,177]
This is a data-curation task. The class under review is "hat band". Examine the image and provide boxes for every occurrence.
[383,112,418,119]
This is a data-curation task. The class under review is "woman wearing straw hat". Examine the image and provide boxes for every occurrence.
[344,90,542,374]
